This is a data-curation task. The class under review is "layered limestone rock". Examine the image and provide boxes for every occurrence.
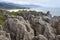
[2,11,60,40]
[4,16,34,40]
[56,35,60,40]
[0,25,11,40]
[43,23,56,40]
[32,34,48,40]
[51,16,60,35]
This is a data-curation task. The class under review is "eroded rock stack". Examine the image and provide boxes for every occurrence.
[0,25,11,40]
[1,11,60,40]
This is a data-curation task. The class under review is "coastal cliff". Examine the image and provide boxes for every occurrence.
[0,10,60,40]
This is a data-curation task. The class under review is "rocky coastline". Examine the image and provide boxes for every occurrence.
[0,10,60,40]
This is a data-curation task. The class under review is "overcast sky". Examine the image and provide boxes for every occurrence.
[0,0,60,7]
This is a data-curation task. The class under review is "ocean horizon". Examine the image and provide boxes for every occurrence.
[7,7,60,16]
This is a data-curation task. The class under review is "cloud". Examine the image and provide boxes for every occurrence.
[0,0,60,7]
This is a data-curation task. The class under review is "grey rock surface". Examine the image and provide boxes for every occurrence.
[56,35,60,40]
[4,17,34,40]
[1,11,60,40]
[0,25,11,40]
[32,34,48,40]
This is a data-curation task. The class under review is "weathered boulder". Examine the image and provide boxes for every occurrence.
[46,11,52,18]
[0,31,11,40]
[32,34,48,40]
[29,16,45,36]
[51,16,60,35]
[42,15,52,23]
[4,16,34,40]
[29,14,56,40]
[0,25,11,40]
[43,23,56,40]
[56,35,60,40]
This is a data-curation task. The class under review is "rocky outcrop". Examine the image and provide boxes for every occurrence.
[1,11,60,40]
[32,34,48,40]
[51,16,60,35]
[4,16,34,40]
[43,23,56,40]
[0,25,11,40]
[56,35,60,40]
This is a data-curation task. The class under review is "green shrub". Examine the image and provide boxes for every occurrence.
[0,13,5,25]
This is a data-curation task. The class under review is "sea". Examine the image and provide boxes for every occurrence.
[7,7,60,16]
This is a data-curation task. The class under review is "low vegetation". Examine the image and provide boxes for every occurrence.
[0,13,5,25]
[0,10,47,25]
